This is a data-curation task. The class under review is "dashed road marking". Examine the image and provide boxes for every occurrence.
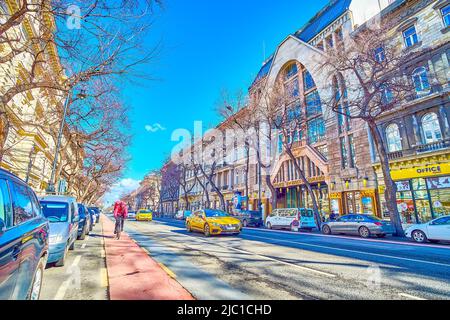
[81,243,87,249]
[54,255,82,300]
[244,234,450,268]
[399,293,427,300]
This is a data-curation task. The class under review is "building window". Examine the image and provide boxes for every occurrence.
[307,117,325,144]
[374,46,385,62]
[278,134,283,153]
[348,135,356,168]
[326,35,334,49]
[303,70,316,91]
[285,79,299,98]
[403,25,419,48]
[385,123,402,152]
[340,137,348,169]
[381,85,394,104]
[285,63,298,80]
[441,5,450,28]
[421,112,442,144]
[305,90,322,117]
[412,67,431,95]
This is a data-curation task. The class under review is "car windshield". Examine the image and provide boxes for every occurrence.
[205,210,229,218]
[300,209,313,217]
[41,201,69,223]
[140,210,152,213]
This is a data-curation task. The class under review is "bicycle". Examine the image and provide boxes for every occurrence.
[114,216,125,240]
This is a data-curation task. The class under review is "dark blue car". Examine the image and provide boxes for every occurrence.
[77,203,91,240]
[0,169,49,300]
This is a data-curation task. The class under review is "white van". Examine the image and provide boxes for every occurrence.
[265,208,317,231]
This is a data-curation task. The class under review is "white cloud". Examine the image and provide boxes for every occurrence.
[145,123,166,133]
[102,178,141,207]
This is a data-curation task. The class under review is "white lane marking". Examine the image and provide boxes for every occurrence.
[244,234,450,268]
[85,235,90,242]
[164,231,337,278]
[54,255,82,300]
[399,293,427,300]
[81,243,87,249]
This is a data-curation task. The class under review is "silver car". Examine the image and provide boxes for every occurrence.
[322,214,394,238]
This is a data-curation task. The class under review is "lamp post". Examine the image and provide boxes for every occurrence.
[46,90,86,194]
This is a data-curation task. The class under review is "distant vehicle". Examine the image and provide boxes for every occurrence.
[136,209,153,221]
[234,210,263,228]
[321,214,394,238]
[127,211,136,220]
[265,208,317,231]
[88,207,101,223]
[0,169,49,300]
[87,208,96,228]
[40,196,79,267]
[77,203,91,240]
[175,210,192,220]
[186,209,241,237]
[405,216,450,243]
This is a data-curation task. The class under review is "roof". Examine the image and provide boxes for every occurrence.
[40,195,77,202]
[250,56,274,88]
[294,0,352,43]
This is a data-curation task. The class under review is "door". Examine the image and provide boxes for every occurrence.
[427,217,450,241]
[69,202,79,246]
[332,215,352,233]
[0,178,20,300]
[268,210,280,227]
[9,181,39,299]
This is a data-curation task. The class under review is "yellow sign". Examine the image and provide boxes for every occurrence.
[391,163,450,181]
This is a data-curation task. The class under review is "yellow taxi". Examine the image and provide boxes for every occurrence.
[186,209,242,237]
[136,209,153,221]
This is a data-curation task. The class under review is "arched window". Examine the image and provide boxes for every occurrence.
[284,63,298,80]
[385,123,402,152]
[412,67,430,94]
[422,113,442,144]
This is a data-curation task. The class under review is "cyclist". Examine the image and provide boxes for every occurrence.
[113,200,128,239]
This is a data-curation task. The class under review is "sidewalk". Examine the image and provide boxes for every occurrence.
[101,215,194,300]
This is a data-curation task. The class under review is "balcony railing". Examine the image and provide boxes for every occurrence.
[387,138,450,161]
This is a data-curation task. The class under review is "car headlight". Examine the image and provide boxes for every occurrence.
[49,234,64,244]
[211,222,221,227]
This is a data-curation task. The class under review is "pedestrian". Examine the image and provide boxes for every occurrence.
[113,200,128,239]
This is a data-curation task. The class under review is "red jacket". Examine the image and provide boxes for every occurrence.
[114,201,128,219]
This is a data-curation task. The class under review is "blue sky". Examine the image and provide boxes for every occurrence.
[104,0,329,204]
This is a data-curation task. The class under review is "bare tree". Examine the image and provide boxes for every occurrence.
[317,21,424,236]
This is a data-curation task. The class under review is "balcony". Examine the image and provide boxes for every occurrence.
[387,138,450,161]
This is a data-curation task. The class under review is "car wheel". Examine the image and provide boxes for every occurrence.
[69,240,75,251]
[412,230,427,243]
[204,224,211,237]
[243,220,248,228]
[27,257,45,300]
[322,225,332,235]
[359,226,371,238]
[290,223,297,232]
[55,245,68,267]
[267,222,272,230]
[78,229,86,240]
[187,223,193,233]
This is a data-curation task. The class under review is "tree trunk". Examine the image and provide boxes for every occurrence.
[265,174,277,218]
[368,121,405,237]
[244,142,250,210]
[286,148,322,230]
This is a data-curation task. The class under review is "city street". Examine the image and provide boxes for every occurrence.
[120,217,450,300]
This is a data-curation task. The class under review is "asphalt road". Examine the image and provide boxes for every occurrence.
[40,222,108,300]
[123,217,450,300]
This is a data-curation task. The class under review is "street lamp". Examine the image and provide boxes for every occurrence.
[46,89,87,194]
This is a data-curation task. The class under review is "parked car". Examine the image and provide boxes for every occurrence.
[88,207,101,223]
[0,169,49,300]
[40,196,79,267]
[186,209,242,237]
[77,203,91,240]
[405,215,450,243]
[136,209,153,221]
[265,208,317,231]
[88,208,97,228]
[234,210,263,228]
[175,210,192,220]
[127,211,136,220]
[321,214,394,238]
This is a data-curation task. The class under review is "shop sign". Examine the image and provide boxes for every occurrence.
[391,163,450,181]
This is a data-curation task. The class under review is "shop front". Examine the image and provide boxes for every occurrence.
[330,189,378,217]
[388,162,450,224]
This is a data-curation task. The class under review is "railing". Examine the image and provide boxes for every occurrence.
[416,139,450,153]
